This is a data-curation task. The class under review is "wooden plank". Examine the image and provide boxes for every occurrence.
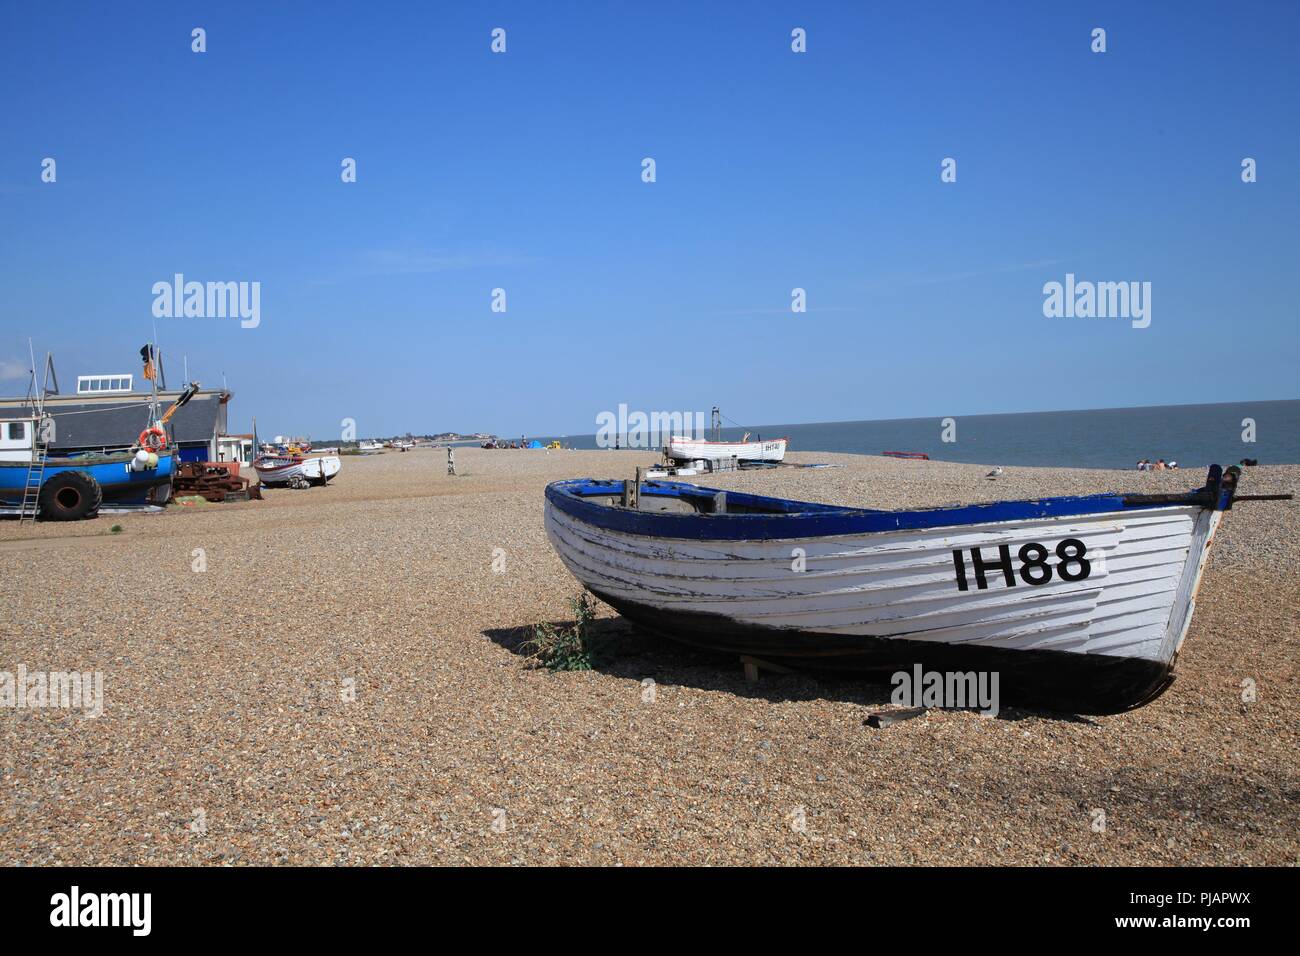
[740,654,800,684]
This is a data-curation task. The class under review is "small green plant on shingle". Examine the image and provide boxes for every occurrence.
[109,524,123,534]
[523,592,599,671]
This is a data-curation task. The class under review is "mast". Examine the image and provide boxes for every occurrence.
[26,338,39,418]
[150,342,160,427]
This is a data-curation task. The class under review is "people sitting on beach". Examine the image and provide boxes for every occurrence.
[1137,458,1178,471]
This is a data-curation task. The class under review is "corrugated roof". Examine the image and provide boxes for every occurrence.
[0,392,225,449]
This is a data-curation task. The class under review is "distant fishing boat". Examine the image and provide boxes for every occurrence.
[252,452,341,488]
[665,435,788,463]
[666,408,787,464]
[544,465,1267,714]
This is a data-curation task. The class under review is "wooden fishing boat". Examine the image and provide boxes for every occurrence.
[544,466,1256,714]
[1,344,198,520]
[252,452,341,488]
[665,435,788,463]
[0,423,174,519]
[883,450,929,460]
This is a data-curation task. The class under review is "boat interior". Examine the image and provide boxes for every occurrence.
[549,473,1227,524]
[563,479,876,516]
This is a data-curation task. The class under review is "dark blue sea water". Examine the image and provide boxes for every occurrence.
[534,400,1299,470]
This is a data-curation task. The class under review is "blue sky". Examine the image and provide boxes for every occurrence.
[1,1,1297,438]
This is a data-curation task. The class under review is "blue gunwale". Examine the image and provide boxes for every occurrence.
[545,477,1218,542]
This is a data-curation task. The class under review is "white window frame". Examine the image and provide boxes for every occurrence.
[77,374,133,395]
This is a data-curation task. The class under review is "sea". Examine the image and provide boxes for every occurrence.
[531,400,1300,470]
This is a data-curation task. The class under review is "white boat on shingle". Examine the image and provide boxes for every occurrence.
[252,453,341,487]
[544,466,1248,714]
[664,435,787,463]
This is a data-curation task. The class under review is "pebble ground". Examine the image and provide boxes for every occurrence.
[1,449,1295,865]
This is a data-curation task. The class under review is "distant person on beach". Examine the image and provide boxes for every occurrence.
[1168,460,1177,470]
[447,447,456,476]
[1155,459,1166,471]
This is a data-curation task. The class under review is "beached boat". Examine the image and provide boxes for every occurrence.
[544,466,1252,714]
[883,450,930,460]
[252,452,341,488]
[665,435,788,463]
[0,416,175,519]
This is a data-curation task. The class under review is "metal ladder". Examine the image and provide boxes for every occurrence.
[18,430,48,522]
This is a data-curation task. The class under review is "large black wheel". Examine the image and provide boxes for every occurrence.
[38,471,103,521]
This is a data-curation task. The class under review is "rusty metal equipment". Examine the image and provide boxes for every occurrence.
[172,461,263,503]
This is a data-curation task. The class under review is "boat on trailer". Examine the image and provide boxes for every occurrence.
[1,416,174,519]
[1,345,185,520]
[544,465,1255,714]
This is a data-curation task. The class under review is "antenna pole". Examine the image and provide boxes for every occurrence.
[150,340,160,428]
[26,338,37,415]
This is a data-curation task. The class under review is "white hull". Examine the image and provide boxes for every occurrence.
[665,436,787,462]
[254,454,342,485]
[547,503,1217,662]
[543,477,1230,713]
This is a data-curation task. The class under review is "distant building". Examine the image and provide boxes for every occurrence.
[216,434,255,467]
[0,387,234,463]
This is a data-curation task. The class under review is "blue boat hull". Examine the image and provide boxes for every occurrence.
[0,450,175,510]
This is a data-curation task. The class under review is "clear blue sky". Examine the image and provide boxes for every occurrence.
[2,1,1297,439]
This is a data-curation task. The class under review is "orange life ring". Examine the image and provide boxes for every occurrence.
[138,426,168,451]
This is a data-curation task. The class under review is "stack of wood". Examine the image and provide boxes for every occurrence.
[173,462,263,503]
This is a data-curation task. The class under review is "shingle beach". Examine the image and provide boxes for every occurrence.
[2,450,1296,865]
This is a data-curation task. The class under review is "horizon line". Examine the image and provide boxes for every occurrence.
[379,396,1300,441]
